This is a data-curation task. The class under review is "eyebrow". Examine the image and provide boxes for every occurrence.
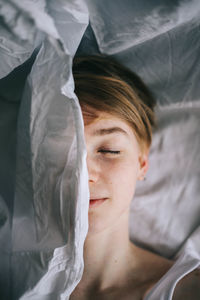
[92,127,128,137]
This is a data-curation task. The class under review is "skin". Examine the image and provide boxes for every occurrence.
[84,108,148,236]
[70,107,200,300]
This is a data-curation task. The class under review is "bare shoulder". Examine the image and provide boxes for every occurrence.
[172,268,200,300]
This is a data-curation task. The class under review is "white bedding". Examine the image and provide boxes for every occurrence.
[0,0,199,299]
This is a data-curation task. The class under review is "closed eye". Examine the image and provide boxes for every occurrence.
[98,149,120,154]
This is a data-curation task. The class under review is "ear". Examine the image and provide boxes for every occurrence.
[137,151,149,181]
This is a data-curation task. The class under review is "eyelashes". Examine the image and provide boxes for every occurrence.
[98,149,120,155]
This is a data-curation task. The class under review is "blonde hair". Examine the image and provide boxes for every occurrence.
[73,55,156,153]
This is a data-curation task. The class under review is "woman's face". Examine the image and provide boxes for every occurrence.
[82,107,148,234]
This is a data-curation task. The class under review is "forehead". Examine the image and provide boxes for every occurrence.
[82,109,134,138]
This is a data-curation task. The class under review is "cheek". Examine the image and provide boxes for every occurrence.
[103,158,139,200]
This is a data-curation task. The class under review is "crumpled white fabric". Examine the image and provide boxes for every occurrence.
[0,0,200,299]
[0,0,89,299]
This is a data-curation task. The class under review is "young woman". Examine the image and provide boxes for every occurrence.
[70,55,200,300]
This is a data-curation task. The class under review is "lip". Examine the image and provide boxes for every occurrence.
[89,198,108,208]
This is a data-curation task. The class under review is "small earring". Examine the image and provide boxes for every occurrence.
[138,175,146,181]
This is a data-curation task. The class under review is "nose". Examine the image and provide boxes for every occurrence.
[87,155,100,183]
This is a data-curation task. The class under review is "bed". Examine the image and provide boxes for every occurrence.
[0,0,200,299]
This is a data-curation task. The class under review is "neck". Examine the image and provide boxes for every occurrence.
[78,210,136,293]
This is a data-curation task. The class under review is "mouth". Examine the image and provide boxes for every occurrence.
[89,198,108,208]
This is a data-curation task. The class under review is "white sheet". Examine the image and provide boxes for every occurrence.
[0,0,199,299]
